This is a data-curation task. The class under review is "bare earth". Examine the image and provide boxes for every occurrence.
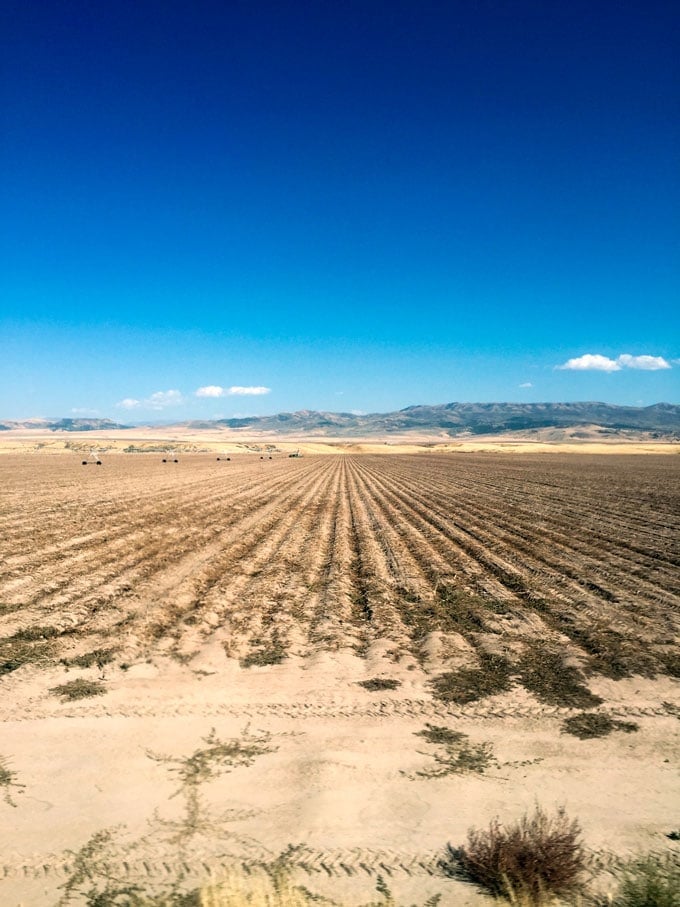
[1,438,678,905]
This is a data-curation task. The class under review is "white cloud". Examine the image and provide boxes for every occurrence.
[518,382,533,388]
[227,386,271,396]
[196,385,226,398]
[195,385,271,397]
[116,390,184,411]
[557,352,672,372]
[557,354,621,372]
[146,389,184,409]
[70,407,99,415]
[616,354,671,370]
[350,409,366,416]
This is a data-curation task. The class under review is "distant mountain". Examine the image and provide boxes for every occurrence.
[178,402,680,436]
[0,418,129,432]
[2,404,678,437]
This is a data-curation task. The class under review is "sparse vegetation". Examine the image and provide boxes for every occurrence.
[568,624,658,680]
[395,585,489,644]
[517,644,603,708]
[606,852,680,907]
[58,833,442,906]
[410,723,494,777]
[561,713,639,739]
[430,653,514,704]
[447,805,587,906]
[358,677,402,691]
[240,646,286,668]
[0,755,25,807]
[0,637,56,675]
[10,624,61,641]
[61,648,117,669]
[146,727,277,845]
[50,678,107,701]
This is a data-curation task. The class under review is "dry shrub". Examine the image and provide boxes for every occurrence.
[396,585,490,642]
[10,624,61,641]
[413,724,494,777]
[561,713,639,739]
[49,678,106,701]
[61,648,117,669]
[240,646,286,668]
[430,652,513,704]
[450,805,587,906]
[200,871,440,907]
[610,853,680,907]
[567,624,657,679]
[358,677,401,691]
[517,645,602,709]
[0,638,56,675]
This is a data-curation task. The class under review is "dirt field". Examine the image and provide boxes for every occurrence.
[1,450,679,905]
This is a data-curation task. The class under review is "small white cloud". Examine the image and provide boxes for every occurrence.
[196,385,225,398]
[518,382,533,388]
[227,386,271,396]
[556,352,672,373]
[116,390,183,411]
[617,354,671,371]
[557,354,621,372]
[146,389,183,409]
[350,409,366,416]
[70,407,99,415]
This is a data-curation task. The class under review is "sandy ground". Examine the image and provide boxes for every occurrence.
[0,428,678,457]
[1,441,678,905]
[3,649,679,906]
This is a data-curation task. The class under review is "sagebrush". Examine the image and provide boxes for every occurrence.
[448,805,587,906]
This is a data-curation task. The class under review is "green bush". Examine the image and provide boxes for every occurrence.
[610,853,680,907]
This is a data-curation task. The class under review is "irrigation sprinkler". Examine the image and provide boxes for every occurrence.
[81,449,103,466]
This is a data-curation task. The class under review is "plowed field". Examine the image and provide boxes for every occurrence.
[1,452,679,905]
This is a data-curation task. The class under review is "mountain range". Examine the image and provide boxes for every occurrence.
[3,403,677,436]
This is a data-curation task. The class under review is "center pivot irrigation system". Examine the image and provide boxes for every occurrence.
[81,449,103,466]
[161,449,179,463]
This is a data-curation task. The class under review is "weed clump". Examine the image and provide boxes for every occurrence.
[517,644,602,708]
[430,653,513,704]
[568,624,657,679]
[358,677,402,691]
[240,647,286,668]
[0,755,26,807]
[10,625,61,641]
[448,805,587,906]
[609,852,680,907]
[50,679,106,701]
[411,724,494,777]
[562,713,639,739]
[660,652,680,679]
[396,585,490,642]
[146,726,278,845]
[61,648,117,669]
[0,638,55,675]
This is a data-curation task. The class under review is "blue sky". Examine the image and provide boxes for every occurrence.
[1,0,678,420]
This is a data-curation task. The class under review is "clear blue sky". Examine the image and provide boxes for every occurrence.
[2,0,678,420]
